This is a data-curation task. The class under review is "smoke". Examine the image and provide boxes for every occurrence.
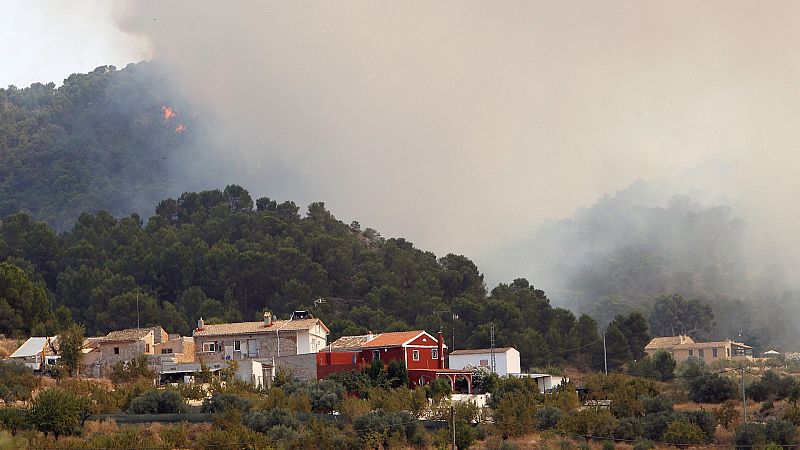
[113,2,800,293]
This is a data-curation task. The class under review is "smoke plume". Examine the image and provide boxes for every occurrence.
[113,2,800,298]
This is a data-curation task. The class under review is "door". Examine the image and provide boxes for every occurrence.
[247,339,258,357]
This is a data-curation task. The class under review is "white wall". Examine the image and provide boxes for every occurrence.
[449,350,520,376]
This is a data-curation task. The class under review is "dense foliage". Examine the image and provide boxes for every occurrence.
[0,185,651,370]
[0,63,196,231]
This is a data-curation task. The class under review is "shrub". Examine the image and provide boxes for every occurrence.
[127,390,186,414]
[109,355,155,384]
[202,393,253,414]
[678,410,715,442]
[493,391,538,438]
[326,370,373,398]
[641,395,673,414]
[536,406,563,430]
[282,379,345,413]
[734,422,767,450]
[639,412,673,441]
[558,408,617,440]
[764,419,797,447]
[0,407,28,436]
[28,388,83,439]
[352,410,416,448]
[662,420,706,449]
[0,361,40,402]
[688,373,737,403]
[243,408,301,433]
[601,440,615,450]
[715,400,739,429]
[613,416,642,441]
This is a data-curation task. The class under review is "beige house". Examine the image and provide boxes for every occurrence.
[154,336,196,364]
[192,311,329,365]
[644,335,753,363]
[96,327,167,372]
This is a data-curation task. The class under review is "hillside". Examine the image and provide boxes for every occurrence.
[0,62,194,230]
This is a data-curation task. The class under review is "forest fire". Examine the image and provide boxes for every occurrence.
[162,105,176,120]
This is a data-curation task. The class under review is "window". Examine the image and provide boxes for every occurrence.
[432,349,438,359]
[114,347,120,355]
[688,350,693,356]
[161,348,173,354]
[234,340,241,351]
[372,350,380,361]
[412,350,420,361]
[712,348,718,358]
[727,348,731,357]
[699,349,704,358]
[145,344,150,353]
[352,354,358,364]
[203,342,216,353]
[479,359,489,366]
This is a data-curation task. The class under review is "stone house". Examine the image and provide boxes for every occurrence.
[644,335,753,363]
[154,336,196,364]
[96,327,167,372]
[192,311,329,366]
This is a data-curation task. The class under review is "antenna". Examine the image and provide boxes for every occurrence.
[490,322,496,374]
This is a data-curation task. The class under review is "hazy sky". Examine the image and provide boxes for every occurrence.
[5,2,800,287]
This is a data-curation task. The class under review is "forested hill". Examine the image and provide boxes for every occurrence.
[0,188,624,370]
[0,62,194,230]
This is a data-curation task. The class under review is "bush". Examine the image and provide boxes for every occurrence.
[0,407,28,436]
[0,361,40,402]
[28,388,83,439]
[734,422,767,450]
[678,410,715,442]
[109,355,155,384]
[326,370,374,398]
[127,390,186,414]
[493,391,538,438]
[244,408,301,434]
[688,373,737,403]
[282,379,345,413]
[558,408,617,440]
[662,420,706,449]
[352,410,416,448]
[601,440,615,450]
[536,406,563,430]
[641,395,673,414]
[764,419,797,447]
[202,393,253,414]
[613,416,642,441]
[639,412,673,441]
[715,400,739,429]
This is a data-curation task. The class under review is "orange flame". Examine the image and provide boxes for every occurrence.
[175,123,187,134]
[162,106,176,120]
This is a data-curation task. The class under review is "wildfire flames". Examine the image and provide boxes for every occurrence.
[175,123,187,134]
[162,106,176,120]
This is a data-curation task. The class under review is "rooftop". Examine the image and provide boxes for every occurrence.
[362,331,429,348]
[100,329,153,343]
[329,334,373,350]
[9,336,58,358]
[645,335,694,350]
[193,318,329,337]
[450,347,516,356]
[674,340,753,350]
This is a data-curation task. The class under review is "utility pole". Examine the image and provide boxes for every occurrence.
[489,322,496,374]
[451,313,459,353]
[136,291,140,329]
[451,405,457,450]
[602,332,608,375]
[740,366,747,422]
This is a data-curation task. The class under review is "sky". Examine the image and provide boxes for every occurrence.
[4,1,800,288]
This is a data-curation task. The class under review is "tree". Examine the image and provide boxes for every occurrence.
[651,350,677,381]
[604,323,632,369]
[689,373,737,403]
[58,323,85,377]
[612,312,651,359]
[648,295,714,338]
[0,262,52,337]
[28,388,83,439]
[662,420,706,449]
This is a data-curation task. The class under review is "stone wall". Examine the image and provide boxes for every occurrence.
[194,332,297,365]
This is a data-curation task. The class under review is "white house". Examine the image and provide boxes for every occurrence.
[235,359,265,388]
[8,336,59,371]
[448,347,521,376]
[512,373,568,393]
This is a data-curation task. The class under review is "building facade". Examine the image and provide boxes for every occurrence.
[448,347,521,376]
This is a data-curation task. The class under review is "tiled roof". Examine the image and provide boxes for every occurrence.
[100,329,153,343]
[645,336,694,350]
[193,318,328,337]
[329,334,372,350]
[674,341,752,350]
[363,331,427,348]
[450,347,516,356]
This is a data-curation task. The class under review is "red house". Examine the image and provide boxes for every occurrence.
[317,330,473,393]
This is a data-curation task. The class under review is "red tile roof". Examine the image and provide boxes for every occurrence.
[362,331,424,348]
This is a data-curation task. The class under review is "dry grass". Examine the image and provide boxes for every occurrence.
[0,338,21,359]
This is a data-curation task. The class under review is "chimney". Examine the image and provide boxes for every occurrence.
[264,311,272,327]
[366,331,374,341]
[437,331,445,369]
[197,317,204,330]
